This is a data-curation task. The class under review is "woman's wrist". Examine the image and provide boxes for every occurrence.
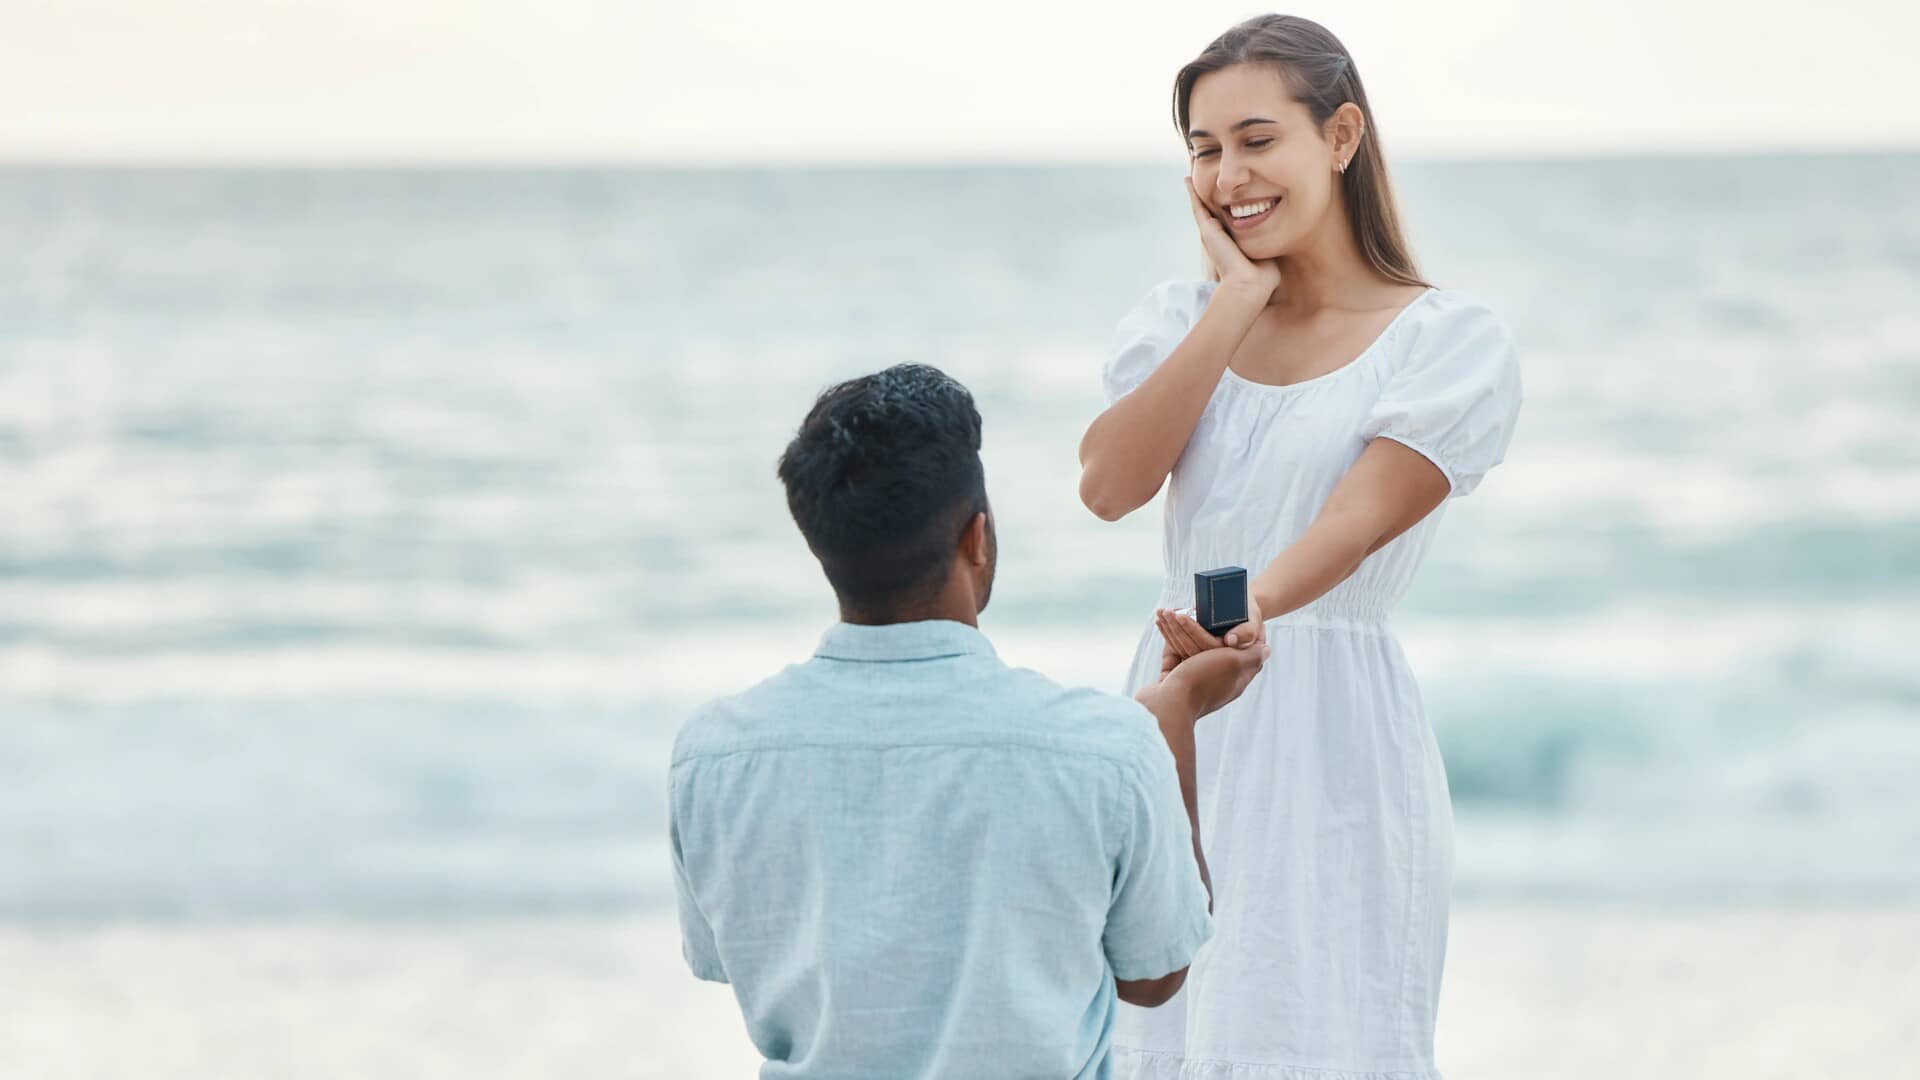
[1249,576,1282,620]
[1206,279,1272,330]
[1213,275,1274,307]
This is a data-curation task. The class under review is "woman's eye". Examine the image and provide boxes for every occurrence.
[1245,138,1273,150]
[1191,147,1220,159]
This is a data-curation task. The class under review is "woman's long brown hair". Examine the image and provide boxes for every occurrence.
[1175,14,1429,288]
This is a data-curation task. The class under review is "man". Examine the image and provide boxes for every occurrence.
[669,364,1267,1077]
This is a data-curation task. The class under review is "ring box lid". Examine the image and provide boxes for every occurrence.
[1194,566,1249,635]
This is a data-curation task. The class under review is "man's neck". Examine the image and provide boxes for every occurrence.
[837,603,978,629]
[837,566,982,628]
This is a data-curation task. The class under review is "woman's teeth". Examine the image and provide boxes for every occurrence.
[1230,199,1275,219]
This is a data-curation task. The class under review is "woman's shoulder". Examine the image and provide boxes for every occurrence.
[1380,287,1517,369]
[1122,278,1217,331]
[1401,286,1513,341]
[1377,286,1522,402]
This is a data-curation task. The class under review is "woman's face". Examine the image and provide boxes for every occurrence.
[1185,63,1343,261]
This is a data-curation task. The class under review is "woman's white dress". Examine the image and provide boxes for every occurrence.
[1105,282,1522,1080]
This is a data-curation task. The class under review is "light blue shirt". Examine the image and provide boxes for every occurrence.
[669,619,1212,1079]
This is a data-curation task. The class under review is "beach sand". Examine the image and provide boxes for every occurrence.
[4,906,1915,1078]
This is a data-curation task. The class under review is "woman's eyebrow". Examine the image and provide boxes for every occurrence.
[1186,117,1278,140]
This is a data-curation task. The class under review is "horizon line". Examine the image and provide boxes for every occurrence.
[0,143,1915,171]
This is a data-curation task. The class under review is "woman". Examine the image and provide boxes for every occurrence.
[1077,15,1522,1080]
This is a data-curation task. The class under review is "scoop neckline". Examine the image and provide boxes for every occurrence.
[1215,286,1439,394]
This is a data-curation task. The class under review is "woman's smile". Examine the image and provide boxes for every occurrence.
[1224,196,1280,231]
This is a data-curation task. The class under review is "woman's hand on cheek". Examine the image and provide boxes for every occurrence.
[1187,177,1280,300]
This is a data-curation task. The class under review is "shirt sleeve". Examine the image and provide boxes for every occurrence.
[1362,298,1523,498]
[668,771,729,984]
[1103,726,1214,981]
[1102,281,1207,405]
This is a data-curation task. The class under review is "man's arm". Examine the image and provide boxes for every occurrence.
[1131,678,1212,910]
[669,770,729,984]
[1109,645,1268,1007]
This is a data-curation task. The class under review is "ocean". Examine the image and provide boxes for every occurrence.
[3,155,1917,926]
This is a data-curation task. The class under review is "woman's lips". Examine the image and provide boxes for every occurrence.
[1225,198,1278,231]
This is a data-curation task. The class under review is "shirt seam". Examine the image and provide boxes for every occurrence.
[1106,907,1212,981]
[672,730,1158,768]
[811,651,988,663]
[1103,750,1209,979]
[1370,432,1461,496]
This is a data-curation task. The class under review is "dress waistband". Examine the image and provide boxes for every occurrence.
[1155,580,1390,636]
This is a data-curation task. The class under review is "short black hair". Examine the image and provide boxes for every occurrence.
[777,364,986,610]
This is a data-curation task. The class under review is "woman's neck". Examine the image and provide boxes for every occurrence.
[1268,199,1396,313]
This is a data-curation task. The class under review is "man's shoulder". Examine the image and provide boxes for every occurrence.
[670,652,1164,773]
[992,664,1166,766]
[671,661,820,765]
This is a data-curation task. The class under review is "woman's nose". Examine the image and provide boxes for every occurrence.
[1215,152,1250,196]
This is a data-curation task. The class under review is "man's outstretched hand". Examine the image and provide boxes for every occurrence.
[1155,594,1266,671]
[1154,635,1269,721]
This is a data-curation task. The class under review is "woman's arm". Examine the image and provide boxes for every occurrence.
[1248,437,1450,618]
[1157,437,1450,660]
[1078,282,1269,520]
[1078,180,1281,522]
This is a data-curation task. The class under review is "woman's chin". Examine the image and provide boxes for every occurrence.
[1234,232,1288,262]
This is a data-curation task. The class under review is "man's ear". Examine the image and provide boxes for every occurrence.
[958,510,990,567]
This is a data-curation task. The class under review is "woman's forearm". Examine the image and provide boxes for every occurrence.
[1250,508,1378,618]
[1251,439,1454,618]
[1077,283,1269,521]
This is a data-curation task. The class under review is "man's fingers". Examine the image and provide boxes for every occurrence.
[1155,611,1190,660]
[1164,612,1194,654]
[1172,619,1201,658]
[1175,613,1221,653]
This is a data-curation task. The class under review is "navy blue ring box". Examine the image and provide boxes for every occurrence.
[1194,566,1249,637]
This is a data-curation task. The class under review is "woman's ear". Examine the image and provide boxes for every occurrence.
[1328,102,1366,168]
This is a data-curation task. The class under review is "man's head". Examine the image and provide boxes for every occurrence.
[777,364,995,623]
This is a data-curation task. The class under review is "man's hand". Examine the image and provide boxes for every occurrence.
[1155,593,1266,668]
[1156,637,1269,721]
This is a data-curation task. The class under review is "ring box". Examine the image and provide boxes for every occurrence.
[1194,566,1249,638]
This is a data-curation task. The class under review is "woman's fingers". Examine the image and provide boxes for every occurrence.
[1186,178,1231,241]
[1185,177,1215,228]
[1186,180,1232,242]
[1185,177,1255,280]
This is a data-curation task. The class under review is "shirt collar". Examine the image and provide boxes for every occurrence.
[813,619,997,663]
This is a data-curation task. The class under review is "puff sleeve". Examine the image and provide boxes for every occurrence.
[1362,298,1522,498]
[1101,281,1209,405]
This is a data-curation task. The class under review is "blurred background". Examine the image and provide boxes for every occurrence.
[2,2,1917,1077]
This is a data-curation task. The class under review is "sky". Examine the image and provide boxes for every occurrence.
[3,0,1916,163]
